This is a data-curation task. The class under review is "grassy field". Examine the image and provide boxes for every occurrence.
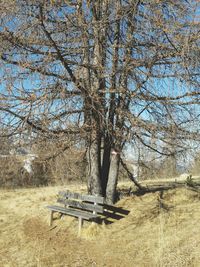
[0,181,200,267]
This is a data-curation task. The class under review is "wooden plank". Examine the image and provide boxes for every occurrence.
[57,198,104,213]
[59,190,104,204]
[46,205,99,220]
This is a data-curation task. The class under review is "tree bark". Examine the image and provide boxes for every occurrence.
[87,137,102,196]
[101,135,111,196]
[106,151,120,204]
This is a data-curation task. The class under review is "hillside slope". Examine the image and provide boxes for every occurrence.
[0,184,200,267]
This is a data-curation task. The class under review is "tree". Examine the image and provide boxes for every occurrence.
[0,0,200,203]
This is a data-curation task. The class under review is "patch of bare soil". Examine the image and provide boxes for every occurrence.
[0,184,200,266]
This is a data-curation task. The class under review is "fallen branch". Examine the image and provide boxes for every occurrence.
[120,158,146,191]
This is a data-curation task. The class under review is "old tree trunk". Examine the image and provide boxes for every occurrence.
[0,1,199,204]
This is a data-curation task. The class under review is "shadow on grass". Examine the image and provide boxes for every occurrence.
[97,204,130,225]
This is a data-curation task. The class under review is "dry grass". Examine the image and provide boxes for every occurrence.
[0,182,200,267]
